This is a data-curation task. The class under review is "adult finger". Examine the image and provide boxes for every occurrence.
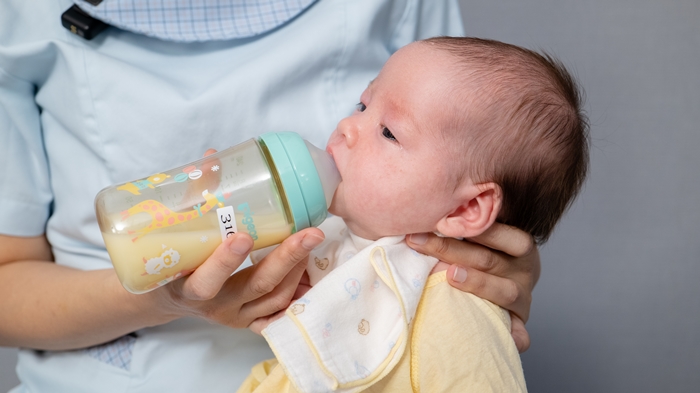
[237,228,323,306]
[180,233,254,301]
[407,233,511,276]
[248,310,286,335]
[294,271,313,300]
[247,270,313,334]
[510,313,531,353]
[468,222,534,258]
[407,233,541,290]
[445,263,532,323]
[238,249,309,323]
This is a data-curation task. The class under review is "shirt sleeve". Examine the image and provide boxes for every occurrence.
[389,0,466,52]
[0,51,53,236]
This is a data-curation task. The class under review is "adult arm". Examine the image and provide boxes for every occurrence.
[0,228,323,351]
[407,223,540,352]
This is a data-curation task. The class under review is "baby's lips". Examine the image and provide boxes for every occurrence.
[325,146,341,177]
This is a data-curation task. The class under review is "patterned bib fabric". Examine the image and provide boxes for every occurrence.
[261,218,438,393]
[73,0,318,42]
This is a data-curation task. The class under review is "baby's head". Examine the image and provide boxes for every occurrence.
[327,37,588,244]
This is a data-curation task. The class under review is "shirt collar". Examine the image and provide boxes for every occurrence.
[74,0,319,42]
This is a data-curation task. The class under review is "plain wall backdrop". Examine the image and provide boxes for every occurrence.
[2,0,699,391]
[457,1,700,392]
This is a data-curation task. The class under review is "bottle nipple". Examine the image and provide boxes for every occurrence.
[303,140,341,209]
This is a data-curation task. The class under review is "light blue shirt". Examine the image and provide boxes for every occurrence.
[0,0,464,391]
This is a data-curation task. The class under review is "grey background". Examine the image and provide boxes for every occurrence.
[458,0,700,392]
[2,0,699,391]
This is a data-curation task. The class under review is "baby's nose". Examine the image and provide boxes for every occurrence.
[337,117,358,148]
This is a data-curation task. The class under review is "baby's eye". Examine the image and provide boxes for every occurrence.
[356,102,367,112]
[382,127,397,142]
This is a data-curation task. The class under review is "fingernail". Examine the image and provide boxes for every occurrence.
[230,236,252,255]
[301,234,324,250]
[452,266,468,283]
[409,233,428,245]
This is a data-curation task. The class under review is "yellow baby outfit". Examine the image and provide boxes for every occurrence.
[239,217,526,393]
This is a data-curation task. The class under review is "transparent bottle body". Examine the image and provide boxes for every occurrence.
[95,139,294,294]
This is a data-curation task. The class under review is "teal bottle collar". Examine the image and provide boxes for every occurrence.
[259,132,328,231]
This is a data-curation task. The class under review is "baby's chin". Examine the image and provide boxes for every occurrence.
[345,224,382,241]
[327,194,349,218]
[327,202,338,216]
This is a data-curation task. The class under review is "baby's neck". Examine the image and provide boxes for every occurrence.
[340,218,391,242]
[340,217,420,243]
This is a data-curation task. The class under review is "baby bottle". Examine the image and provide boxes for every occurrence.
[95,132,340,294]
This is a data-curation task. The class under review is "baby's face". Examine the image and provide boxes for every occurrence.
[327,43,469,240]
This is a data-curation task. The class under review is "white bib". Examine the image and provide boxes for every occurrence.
[262,218,438,393]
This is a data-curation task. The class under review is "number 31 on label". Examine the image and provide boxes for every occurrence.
[217,206,237,241]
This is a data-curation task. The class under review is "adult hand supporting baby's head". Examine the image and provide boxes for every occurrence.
[406,223,540,353]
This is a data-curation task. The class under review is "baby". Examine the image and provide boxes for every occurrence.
[239,36,588,393]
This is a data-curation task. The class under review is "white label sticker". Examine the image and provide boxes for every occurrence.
[217,206,237,241]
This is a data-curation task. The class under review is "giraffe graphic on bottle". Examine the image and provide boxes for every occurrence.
[121,189,226,242]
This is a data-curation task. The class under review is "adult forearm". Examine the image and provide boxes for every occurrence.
[0,261,176,350]
[0,229,324,351]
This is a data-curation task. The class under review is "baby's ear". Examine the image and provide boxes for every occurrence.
[436,182,502,239]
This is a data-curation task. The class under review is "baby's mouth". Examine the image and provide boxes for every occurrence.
[325,146,341,178]
[321,143,342,213]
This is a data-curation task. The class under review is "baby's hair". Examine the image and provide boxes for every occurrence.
[422,37,589,244]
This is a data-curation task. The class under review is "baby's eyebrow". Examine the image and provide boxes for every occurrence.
[367,79,375,87]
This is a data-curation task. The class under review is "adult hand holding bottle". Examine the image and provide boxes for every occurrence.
[160,228,324,329]
[145,146,328,330]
